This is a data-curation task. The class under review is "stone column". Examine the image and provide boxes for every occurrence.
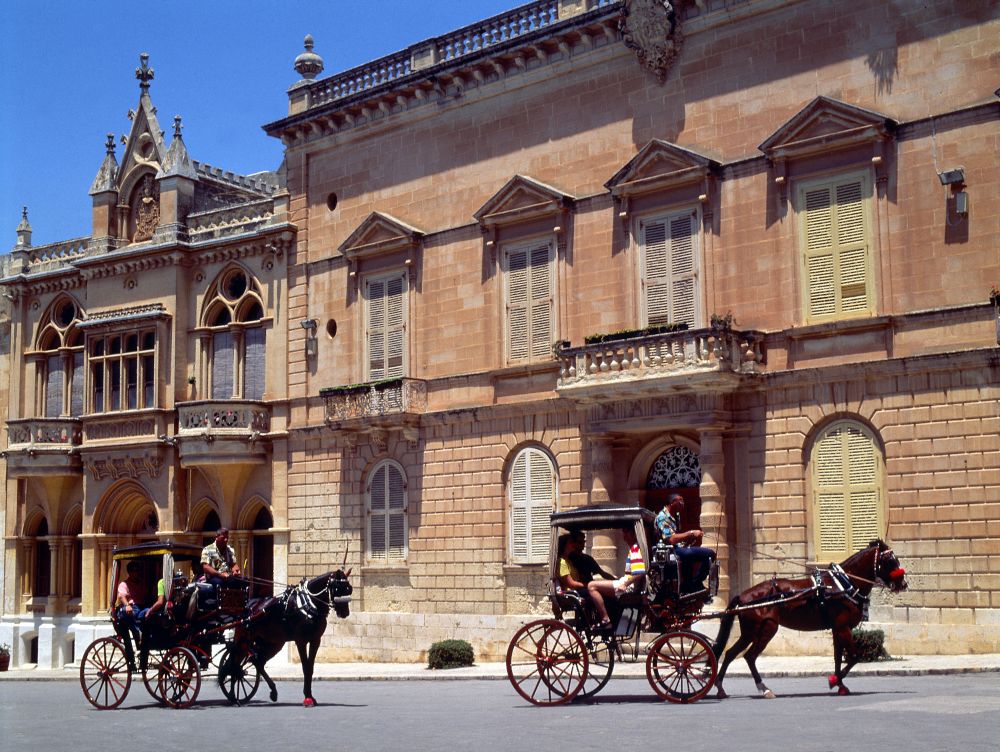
[232,530,251,574]
[587,436,619,567]
[698,430,729,604]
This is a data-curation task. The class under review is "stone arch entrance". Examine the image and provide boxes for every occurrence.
[91,480,159,611]
[643,445,703,529]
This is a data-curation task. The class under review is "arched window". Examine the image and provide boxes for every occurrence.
[810,420,885,562]
[201,267,267,400]
[366,461,407,562]
[33,297,84,417]
[508,447,557,564]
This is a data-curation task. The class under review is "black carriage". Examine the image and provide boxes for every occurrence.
[79,541,259,709]
[506,504,720,705]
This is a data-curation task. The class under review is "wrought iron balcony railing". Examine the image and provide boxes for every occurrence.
[555,326,766,392]
[321,378,427,423]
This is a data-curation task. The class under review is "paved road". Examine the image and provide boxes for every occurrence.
[2,674,999,752]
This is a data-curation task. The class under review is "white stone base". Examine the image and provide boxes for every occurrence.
[0,615,113,668]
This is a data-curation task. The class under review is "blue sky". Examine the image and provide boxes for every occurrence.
[1,0,519,246]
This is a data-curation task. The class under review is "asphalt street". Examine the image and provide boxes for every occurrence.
[2,673,999,752]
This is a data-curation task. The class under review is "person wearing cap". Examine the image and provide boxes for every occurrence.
[655,494,716,594]
[201,527,242,586]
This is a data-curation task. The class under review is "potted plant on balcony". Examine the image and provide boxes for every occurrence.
[0,642,10,672]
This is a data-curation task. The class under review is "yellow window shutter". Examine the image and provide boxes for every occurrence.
[814,429,847,559]
[801,174,872,322]
[846,426,880,549]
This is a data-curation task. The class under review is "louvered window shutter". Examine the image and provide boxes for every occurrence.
[368,465,387,560]
[70,352,85,416]
[212,331,235,399]
[244,327,266,400]
[507,248,530,362]
[367,278,387,380]
[642,212,697,327]
[528,244,553,359]
[813,422,882,561]
[385,276,405,378]
[386,464,407,559]
[45,355,63,417]
[802,176,870,321]
[368,463,407,561]
[510,448,555,564]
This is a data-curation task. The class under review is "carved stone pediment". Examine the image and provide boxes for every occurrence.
[759,96,896,162]
[606,139,719,198]
[338,211,424,262]
[620,0,683,83]
[473,175,574,229]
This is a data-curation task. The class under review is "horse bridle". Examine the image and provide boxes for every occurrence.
[304,572,352,608]
[873,542,906,587]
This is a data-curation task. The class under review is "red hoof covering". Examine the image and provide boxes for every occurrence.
[828,674,838,688]
[303,697,316,707]
[838,686,851,696]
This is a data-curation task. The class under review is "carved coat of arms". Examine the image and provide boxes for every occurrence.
[620,0,683,83]
[132,173,160,242]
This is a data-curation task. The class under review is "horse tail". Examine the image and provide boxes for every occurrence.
[712,595,742,658]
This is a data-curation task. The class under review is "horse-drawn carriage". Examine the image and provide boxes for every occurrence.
[505,504,721,705]
[79,541,261,709]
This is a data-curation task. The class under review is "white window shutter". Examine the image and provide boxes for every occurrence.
[507,248,529,362]
[368,464,387,560]
[366,273,406,381]
[211,331,235,399]
[510,448,555,564]
[642,211,698,327]
[368,462,407,562]
[510,453,529,561]
[243,327,266,400]
[385,275,405,379]
[366,278,387,380]
[642,219,670,325]
[529,244,552,359]
[387,463,407,559]
[669,213,696,327]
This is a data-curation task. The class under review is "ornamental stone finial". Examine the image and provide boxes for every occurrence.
[105,133,116,154]
[173,115,183,139]
[16,206,32,248]
[136,52,155,92]
[294,34,324,80]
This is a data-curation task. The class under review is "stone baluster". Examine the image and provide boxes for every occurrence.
[698,430,729,605]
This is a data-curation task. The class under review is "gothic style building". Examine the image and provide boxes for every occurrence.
[3,0,999,666]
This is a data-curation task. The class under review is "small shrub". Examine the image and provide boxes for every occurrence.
[428,639,474,669]
[852,627,890,662]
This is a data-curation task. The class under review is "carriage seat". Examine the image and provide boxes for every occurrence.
[549,580,587,620]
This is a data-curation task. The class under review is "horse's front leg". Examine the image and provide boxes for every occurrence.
[828,627,857,695]
[746,618,779,699]
[255,656,278,702]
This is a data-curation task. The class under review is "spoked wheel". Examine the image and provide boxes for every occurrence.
[218,646,261,705]
[577,635,615,700]
[506,619,589,706]
[142,649,167,704]
[645,630,717,703]
[156,646,202,708]
[79,637,132,710]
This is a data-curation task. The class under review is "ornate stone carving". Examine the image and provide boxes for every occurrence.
[132,173,160,242]
[86,455,163,481]
[647,446,702,488]
[619,0,683,83]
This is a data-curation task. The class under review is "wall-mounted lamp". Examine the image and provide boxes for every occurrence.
[938,167,968,219]
[300,318,318,357]
[937,168,965,187]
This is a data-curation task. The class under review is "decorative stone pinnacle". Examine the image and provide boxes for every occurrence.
[16,206,32,248]
[294,34,324,80]
[136,52,154,92]
[105,133,116,154]
[173,115,183,139]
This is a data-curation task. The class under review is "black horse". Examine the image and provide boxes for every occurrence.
[233,570,353,706]
[711,540,907,698]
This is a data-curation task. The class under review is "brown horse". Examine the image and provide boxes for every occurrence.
[232,569,353,706]
[712,540,907,698]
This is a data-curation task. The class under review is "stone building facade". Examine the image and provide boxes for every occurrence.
[2,0,999,666]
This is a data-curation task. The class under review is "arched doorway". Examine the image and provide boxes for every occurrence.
[249,507,274,598]
[645,446,703,529]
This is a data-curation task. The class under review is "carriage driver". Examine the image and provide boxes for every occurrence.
[201,527,243,587]
[656,494,716,594]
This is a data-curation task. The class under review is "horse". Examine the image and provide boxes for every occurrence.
[711,540,907,698]
[231,569,353,706]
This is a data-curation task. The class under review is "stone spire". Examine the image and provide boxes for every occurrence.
[294,35,324,80]
[157,115,197,179]
[89,133,120,195]
[15,206,32,248]
[136,52,154,93]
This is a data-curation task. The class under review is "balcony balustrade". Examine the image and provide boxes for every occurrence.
[321,378,426,439]
[555,326,766,398]
[3,417,82,476]
[177,400,271,435]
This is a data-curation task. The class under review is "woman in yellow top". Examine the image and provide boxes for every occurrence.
[557,533,586,592]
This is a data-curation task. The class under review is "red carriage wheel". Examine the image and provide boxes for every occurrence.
[646,630,717,703]
[79,637,133,710]
[577,635,615,700]
[506,619,589,706]
[156,646,202,708]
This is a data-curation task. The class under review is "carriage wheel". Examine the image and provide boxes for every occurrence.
[645,630,717,703]
[79,637,132,710]
[506,619,589,706]
[142,649,167,704]
[218,646,260,705]
[577,635,615,700]
[156,646,202,708]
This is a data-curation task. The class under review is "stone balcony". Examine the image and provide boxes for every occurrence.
[555,326,766,401]
[3,418,82,476]
[174,400,272,465]
[321,378,427,442]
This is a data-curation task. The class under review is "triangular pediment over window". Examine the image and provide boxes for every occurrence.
[759,96,896,161]
[605,140,720,198]
[338,211,425,262]
[473,175,574,228]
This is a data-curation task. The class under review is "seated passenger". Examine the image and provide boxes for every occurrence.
[586,528,645,632]
[556,533,587,596]
[116,561,148,645]
[568,530,615,584]
[201,527,244,587]
[655,494,716,594]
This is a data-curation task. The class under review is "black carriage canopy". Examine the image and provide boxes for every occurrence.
[109,540,205,606]
[548,504,657,586]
